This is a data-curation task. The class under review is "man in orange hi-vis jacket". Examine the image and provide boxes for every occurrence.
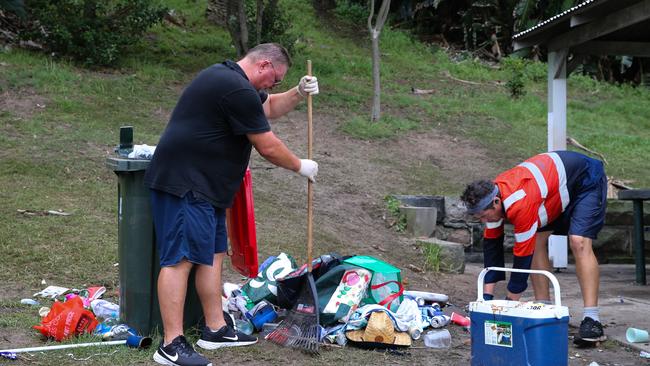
[461,150,607,342]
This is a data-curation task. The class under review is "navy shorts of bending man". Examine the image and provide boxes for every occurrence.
[461,150,607,342]
[144,43,320,366]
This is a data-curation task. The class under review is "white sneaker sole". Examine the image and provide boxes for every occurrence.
[153,351,179,366]
[581,335,607,342]
[196,339,258,350]
[153,350,213,366]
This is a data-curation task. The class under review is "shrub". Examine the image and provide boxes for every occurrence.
[22,0,166,66]
[503,56,526,99]
[384,196,407,232]
[334,0,368,25]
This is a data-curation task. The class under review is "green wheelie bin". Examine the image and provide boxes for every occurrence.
[106,156,203,336]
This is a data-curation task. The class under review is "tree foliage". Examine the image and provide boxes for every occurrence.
[244,0,297,54]
[390,0,580,56]
[22,0,166,66]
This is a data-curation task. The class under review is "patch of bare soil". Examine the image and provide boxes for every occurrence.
[249,108,498,275]
[0,89,49,120]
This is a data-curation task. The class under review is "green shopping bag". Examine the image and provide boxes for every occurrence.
[343,255,404,312]
[242,253,297,304]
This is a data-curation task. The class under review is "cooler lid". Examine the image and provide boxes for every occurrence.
[469,300,569,319]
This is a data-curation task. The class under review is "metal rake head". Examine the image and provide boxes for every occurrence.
[266,319,320,355]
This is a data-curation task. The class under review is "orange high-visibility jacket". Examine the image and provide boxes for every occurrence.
[484,152,570,257]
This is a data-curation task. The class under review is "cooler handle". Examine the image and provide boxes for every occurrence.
[477,267,562,307]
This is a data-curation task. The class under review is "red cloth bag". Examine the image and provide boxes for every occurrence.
[33,296,98,341]
[226,168,259,278]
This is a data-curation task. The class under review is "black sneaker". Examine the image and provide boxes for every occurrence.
[579,317,606,342]
[153,335,212,366]
[196,325,258,350]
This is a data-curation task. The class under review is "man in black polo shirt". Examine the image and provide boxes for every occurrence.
[145,43,319,366]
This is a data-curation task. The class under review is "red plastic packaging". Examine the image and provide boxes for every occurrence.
[33,296,98,341]
[227,168,259,278]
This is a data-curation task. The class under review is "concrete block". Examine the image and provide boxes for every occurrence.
[401,206,437,238]
[446,228,471,245]
[417,237,465,274]
[392,195,445,222]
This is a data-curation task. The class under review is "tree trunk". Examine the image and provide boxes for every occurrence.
[237,0,248,53]
[371,32,381,122]
[367,0,390,123]
[206,0,227,26]
[256,0,264,45]
[224,0,248,57]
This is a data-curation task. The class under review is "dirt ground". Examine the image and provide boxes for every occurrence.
[225,109,645,365]
[1,102,646,365]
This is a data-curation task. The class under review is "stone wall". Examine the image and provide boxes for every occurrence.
[433,197,650,264]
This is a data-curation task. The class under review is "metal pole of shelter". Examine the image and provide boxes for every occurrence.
[632,200,647,285]
[547,49,568,151]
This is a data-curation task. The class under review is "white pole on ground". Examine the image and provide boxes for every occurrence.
[0,340,127,354]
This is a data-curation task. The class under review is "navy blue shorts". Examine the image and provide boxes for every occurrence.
[539,164,607,239]
[150,189,228,267]
[483,238,532,294]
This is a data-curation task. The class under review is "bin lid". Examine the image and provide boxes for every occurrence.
[106,157,150,172]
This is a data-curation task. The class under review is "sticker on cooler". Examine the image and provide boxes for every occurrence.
[484,320,513,348]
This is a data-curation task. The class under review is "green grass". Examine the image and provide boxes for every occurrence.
[0,0,647,293]
[0,0,649,363]
[341,115,419,139]
[383,196,407,232]
[423,243,442,272]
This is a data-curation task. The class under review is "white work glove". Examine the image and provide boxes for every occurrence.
[297,75,319,97]
[298,159,318,182]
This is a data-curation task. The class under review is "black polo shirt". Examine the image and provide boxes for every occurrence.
[144,60,270,208]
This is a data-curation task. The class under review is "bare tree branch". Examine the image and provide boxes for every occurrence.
[567,136,609,165]
[367,0,375,32]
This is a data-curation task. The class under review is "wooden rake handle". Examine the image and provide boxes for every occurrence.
[307,60,314,271]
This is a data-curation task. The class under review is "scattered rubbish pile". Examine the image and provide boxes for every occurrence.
[0,285,151,361]
[223,252,466,353]
[0,253,464,361]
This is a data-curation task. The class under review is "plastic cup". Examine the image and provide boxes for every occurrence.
[235,319,254,335]
[626,327,649,343]
[451,312,470,327]
[423,329,451,348]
